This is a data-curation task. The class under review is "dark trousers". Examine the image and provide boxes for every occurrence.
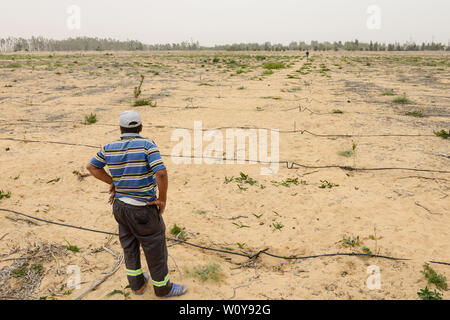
[113,200,172,296]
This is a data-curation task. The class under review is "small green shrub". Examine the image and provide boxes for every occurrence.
[263,62,286,70]
[319,180,339,189]
[185,263,224,282]
[236,242,246,249]
[392,94,412,104]
[170,224,187,240]
[31,263,44,273]
[133,99,157,107]
[341,236,360,248]
[84,113,97,124]
[434,129,449,139]
[417,286,443,300]
[272,222,284,231]
[272,177,299,187]
[422,263,448,290]
[235,172,258,185]
[65,241,80,253]
[281,177,299,187]
[224,176,234,184]
[405,109,424,117]
[107,286,131,299]
[11,266,27,278]
[133,99,149,106]
[0,190,11,199]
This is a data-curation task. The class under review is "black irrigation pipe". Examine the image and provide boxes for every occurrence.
[0,137,100,149]
[261,250,409,262]
[0,208,119,236]
[292,131,436,138]
[429,261,450,266]
[1,208,448,267]
[1,137,449,174]
[286,162,450,174]
[0,119,439,137]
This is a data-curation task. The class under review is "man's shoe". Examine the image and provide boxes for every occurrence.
[162,283,188,298]
[133,273,149,295]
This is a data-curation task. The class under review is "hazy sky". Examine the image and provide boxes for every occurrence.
[0,0,449,45]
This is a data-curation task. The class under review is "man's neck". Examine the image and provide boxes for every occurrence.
[121,133,142,139]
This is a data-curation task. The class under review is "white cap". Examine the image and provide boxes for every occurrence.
[119,110,142,128]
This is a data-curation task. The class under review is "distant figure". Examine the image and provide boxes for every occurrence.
[306,50,310,60]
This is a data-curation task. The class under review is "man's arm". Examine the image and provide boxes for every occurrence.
[86,163,113,184]
[148,169,168,215]
[86,163,115,203]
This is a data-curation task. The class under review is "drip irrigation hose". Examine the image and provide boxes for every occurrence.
[0,208,448,267]
[0,119,440,137]
[1,137,449,174]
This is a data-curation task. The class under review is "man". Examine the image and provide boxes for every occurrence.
[86,110,187,297]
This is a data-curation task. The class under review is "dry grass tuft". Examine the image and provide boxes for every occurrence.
[0,242,67,300]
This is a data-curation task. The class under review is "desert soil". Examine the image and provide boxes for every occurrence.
[0,50,449,300]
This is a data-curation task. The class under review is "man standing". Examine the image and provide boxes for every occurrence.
[86,110,187,297]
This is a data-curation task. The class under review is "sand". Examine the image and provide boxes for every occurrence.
[0,50,449,300]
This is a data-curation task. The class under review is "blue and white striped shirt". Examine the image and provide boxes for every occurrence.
[90,133,166,203]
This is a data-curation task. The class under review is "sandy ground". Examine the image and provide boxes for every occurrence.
[0,50,449,300]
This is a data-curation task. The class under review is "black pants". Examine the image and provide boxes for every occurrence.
[113,200,172,296]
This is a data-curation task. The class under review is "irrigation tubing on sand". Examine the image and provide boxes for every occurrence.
[0,119,440,137]
[1,137,449,174]
[0,208,448,267]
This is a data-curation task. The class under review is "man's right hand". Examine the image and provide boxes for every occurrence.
[108,183,116,205]
[147,199,166,215]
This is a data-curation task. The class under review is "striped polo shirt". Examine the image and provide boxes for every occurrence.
[90,133,166,203]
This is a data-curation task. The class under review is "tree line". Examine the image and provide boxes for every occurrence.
[0,36,448,52]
